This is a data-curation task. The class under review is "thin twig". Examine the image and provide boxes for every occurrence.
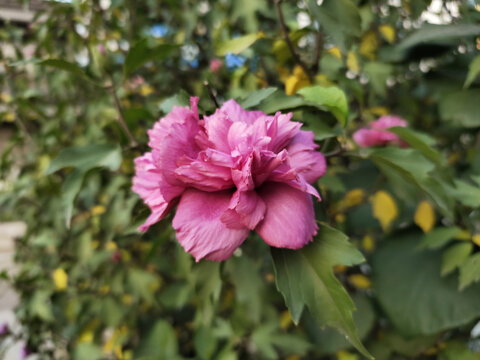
[106,77,138,148]
[204,81,219,108]
[274,0,313,82]
[312,31,324,74]
[324,147,345,158]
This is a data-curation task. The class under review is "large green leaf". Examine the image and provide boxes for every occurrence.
[124,40,178,77]
[389,127,444,166]
[306,0,361,51]
[238,87,277,109]
[418,226,462,250]
[398,24,480,50]
[271,224,371,358]
[46,144,122,174]
[464,55,480,88]
[135,320,179,359]
[298,85,349,126]
[459,253,480,290]
[439,90,480,128]
[215,33,262,56]
[372,234,480,336]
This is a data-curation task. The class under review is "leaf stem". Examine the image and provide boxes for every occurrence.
[204,81,220,108]
[106,77,138,148]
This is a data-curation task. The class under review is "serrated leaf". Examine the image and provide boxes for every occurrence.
[459,253,480,290]
[298,85,349,126]
[418,226,462,249]
[271,224,371,358]
[124,40,178,77]
[441,243,473,276]
[216,33,261,56]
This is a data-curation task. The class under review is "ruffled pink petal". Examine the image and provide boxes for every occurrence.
[221,190,266,230]
[148,99,201,186]
[221,99,265,124]
[287,131,326,184]
[370,115,407,130]
[132,153,184,231]
[256,183,318,249]
[267,112,302,152]
[174,153,234,191]
[172,189,249,261]
[204,109,233,153]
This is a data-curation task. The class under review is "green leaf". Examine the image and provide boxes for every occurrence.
[305,294,376,355]
[389,127,444,166]
[215,33,262,56]
[127,268,159,303]
[459,253,480,290]
[372,233,480,336]
[62,169,85,228]
[464,55,480,88]
[271,224,371,358]
[73,343,103,360]
[135,320,179,359]
[297,85,349,126]
[363,62,393,95]
[46,144,122,174]
[442,242,473,276]
[418,226,462,250]
[194,326,217,360]
[448,179,480,208]
[398,24,480,50]
[10,58,94,82]
[439,90,480,128]
[159,90,191,114]
[238,87,277,109]
[124,40,178,77]
[257,91,309,114]
[30,290,54,322]
[439,340,479,360]
[306,0,361,51]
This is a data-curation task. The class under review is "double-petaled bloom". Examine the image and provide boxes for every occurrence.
[353,115,407,148]
[132,98,326,261]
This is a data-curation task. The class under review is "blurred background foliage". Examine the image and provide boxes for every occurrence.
[1,0,480,359]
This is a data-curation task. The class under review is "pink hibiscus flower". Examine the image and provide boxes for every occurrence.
[209,59,222,73]
[353,115,408,148]
[132,97,326,261]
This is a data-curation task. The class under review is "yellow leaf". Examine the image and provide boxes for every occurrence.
[139,84,154,96]
[91,205,106,216]
[456,230,472,241]
[414,201,436,233]
[0,92,12,103]
[472,234,480,246]
[359,31,378,60]
[103,327,128,359]
[346,51,360,74]
[337,350,359,360]
[327,46,342,60]
[368,106,389,116]
[371,190,398,231]
[280,311,292,329]
[78,330,94,343]
[348,274,372,289]
[379,25,396,44]
[344,188,365,208]
[106,241,117,251]
[3,112,15,122]
[362,234,375,253]
[52,268,68,291]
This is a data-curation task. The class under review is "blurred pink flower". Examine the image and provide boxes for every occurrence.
[209,59,223,73]
[97,44,107,55]
[353,115,408,148]
[132,97,326,261]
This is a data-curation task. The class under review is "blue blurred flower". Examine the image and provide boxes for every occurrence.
[225,53,246,70]
[148,24,169,38]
